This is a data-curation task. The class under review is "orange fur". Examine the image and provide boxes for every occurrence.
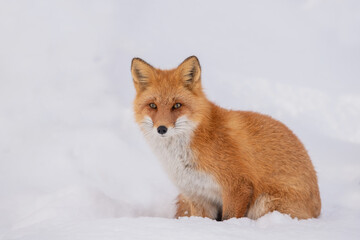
[131,56,321,220]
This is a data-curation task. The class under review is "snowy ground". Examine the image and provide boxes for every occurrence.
[1,0,360,239]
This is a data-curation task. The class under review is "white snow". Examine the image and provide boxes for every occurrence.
[0,0,360,239]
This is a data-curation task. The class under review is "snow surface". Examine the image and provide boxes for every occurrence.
[0,0,360,239]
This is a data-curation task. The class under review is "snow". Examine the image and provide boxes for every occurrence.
[0,0,360,239]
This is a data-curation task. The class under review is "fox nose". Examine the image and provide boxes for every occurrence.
[157,126,168,135]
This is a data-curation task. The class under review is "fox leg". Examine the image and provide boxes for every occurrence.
[175,194,220,220]
[247,191,320,220]
[175,194,192,218]
[246,194,276,219]
[222,178,253,220]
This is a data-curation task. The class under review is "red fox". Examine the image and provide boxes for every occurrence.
[131,56,321,220]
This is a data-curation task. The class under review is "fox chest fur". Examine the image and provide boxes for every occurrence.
[146,129,222,206]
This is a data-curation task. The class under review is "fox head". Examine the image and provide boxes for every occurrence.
[131,56,208,138]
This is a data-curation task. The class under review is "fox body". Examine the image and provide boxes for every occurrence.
[131,56,321,220]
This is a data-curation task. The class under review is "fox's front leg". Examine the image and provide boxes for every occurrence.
[222,178,253,220]
[175,194,219,219]
[175,194,192,218]
[175,194,207,218]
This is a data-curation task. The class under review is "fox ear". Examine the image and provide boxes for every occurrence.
[177,56,201,90]
[131,58,154,91]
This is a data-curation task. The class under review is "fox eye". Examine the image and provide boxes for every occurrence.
[173,103,182,109]
[149,103,157,109]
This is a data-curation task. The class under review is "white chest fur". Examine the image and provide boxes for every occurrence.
[141,116,222,205]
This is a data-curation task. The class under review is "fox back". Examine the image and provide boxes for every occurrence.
[131,56,321,220]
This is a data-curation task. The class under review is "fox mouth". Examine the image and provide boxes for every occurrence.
[158,130,174,138]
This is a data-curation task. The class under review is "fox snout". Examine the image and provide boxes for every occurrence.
[139,115,197,139]
[157,126,168,135]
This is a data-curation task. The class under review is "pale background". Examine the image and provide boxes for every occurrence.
[0,0,359,239]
